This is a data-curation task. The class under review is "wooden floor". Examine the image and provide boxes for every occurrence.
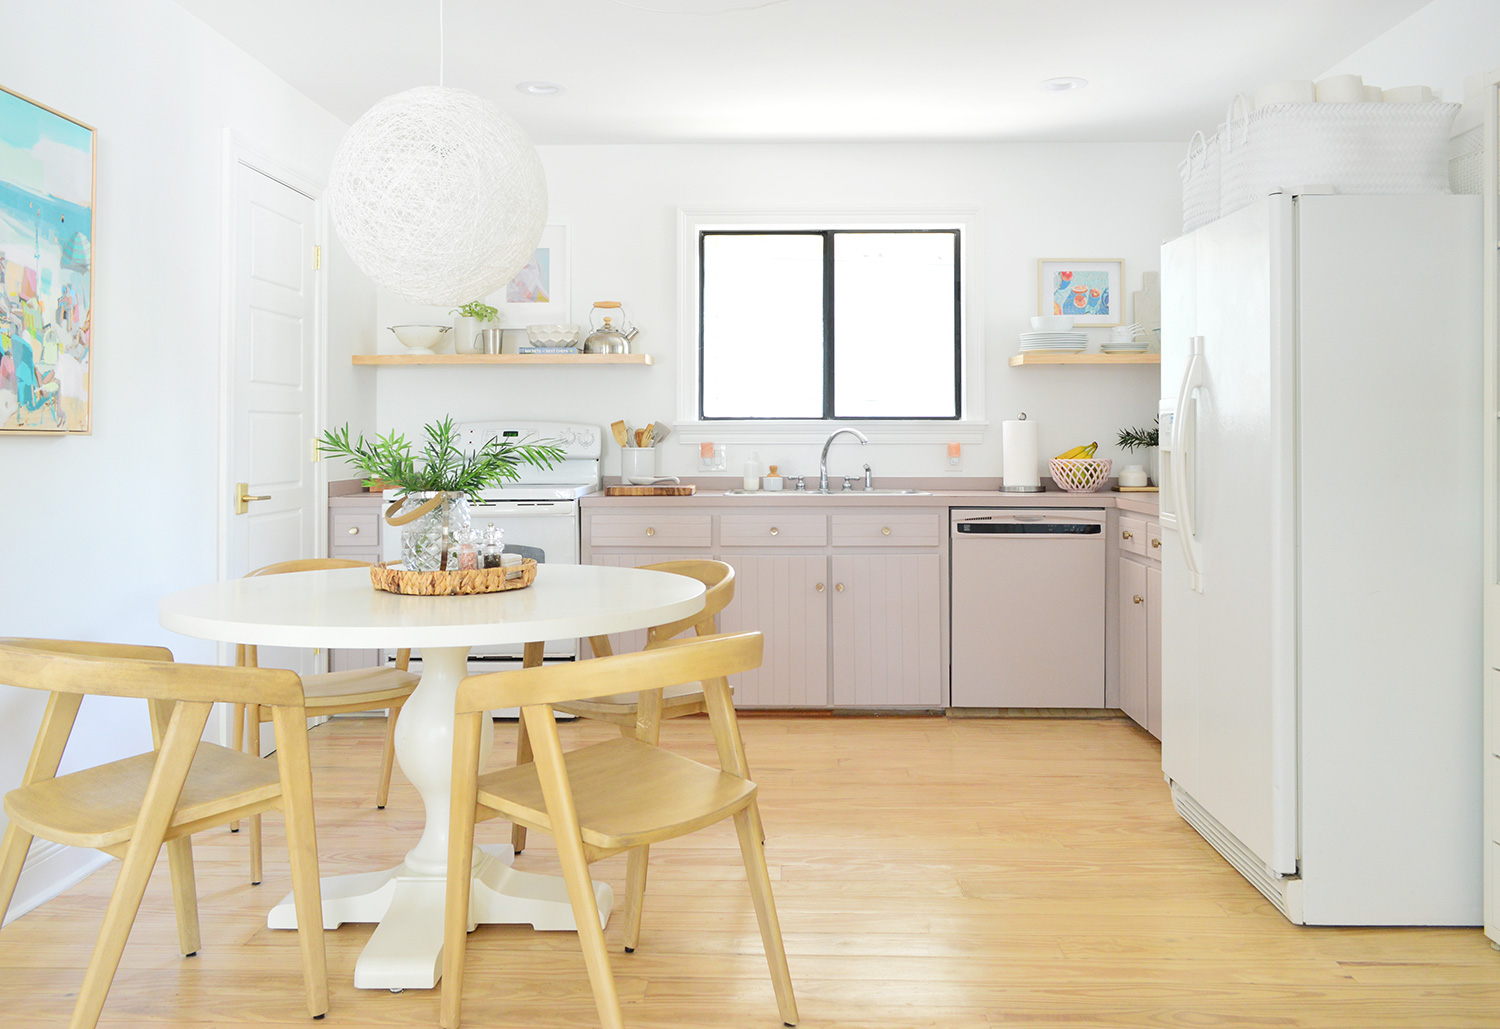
[2,714,1498,1028]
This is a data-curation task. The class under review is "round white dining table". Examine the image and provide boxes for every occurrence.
[158,564,705,992]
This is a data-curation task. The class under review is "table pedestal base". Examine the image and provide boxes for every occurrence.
[267,844,614,991]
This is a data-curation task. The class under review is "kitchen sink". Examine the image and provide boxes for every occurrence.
[723,488,930,496]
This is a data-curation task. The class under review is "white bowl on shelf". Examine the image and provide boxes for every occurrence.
[1031,315,1076,331]
[389,324,451,352]
[526,324,582,348]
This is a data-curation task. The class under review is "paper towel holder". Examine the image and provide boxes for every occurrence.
[999,412,1047,493]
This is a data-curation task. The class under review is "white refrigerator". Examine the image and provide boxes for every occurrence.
[1158,192,1483,925]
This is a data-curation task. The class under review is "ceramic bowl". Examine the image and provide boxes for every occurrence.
[1030,315,1076,331]
[389,324,451,351]
[526,324,582,347]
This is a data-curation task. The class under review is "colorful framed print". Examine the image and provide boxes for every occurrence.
[488,224,569,326]
[0,85,95,434]
[1038,259,1124,327]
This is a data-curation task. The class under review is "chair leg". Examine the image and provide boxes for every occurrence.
[622,845,649,953]
[555,830,624,1029]
[164,837,201,956]
[270,708,329,1021]
[247,703,263,884]
[68,836,166,1029]
[441,710,484,1029]
[248,814,263,886]
[733,805,798,1026]
[0,823,34,924]
[376,702,401,809]
[229,702,246,832]
[511,641,544,855]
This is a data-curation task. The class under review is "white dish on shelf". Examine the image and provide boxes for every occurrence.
[389,324,451,352]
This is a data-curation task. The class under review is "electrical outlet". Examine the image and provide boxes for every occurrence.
[945,442,962,472]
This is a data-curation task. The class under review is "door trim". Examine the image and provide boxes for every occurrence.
[214,131,330,741]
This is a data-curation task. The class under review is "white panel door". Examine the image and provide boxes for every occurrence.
[226,164,320,750]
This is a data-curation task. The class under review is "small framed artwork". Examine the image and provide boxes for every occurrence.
[1038,259,1124,327]
[489,224,569,326]
[0,85,95,434]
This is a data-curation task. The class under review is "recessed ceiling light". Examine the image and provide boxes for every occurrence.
[516,81,565,96]
[1039,77,1089,92]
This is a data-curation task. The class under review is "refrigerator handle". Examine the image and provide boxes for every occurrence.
[1170,336,1205,592]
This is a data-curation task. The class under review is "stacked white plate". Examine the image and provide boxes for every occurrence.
[1100,338,1149,353]
[1019,331,1087,353]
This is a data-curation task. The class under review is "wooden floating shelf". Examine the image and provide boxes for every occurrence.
[352,353,654,366]
[1009,352,1160,366]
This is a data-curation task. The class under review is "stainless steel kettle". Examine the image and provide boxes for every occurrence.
[583,301,639,355]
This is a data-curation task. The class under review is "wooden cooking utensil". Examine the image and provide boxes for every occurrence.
[641,423,654,447]
[635,428,646,448]
[610,420,628,447]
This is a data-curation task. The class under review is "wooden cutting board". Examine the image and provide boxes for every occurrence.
[604,485,697,496]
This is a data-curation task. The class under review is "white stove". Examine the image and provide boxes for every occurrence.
[383,420,601,662]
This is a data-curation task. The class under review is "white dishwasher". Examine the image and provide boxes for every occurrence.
[949,508,1106,708]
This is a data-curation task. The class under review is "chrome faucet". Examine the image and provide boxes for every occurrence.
[819,428,869,492]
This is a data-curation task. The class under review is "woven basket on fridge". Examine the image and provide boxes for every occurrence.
[1178,129,1221,233]
[1219,99,1460,219]
[1049,458,1112,493]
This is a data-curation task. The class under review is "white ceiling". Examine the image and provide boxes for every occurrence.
[175,0,1431,144]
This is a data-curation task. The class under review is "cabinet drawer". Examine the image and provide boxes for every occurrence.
[331,509,381,549]
[589,514,712,548]
[832,512,943,547]
[1118,515,1147,557]
[720,513,827,547]
[1146,521,1164,562]
[330,546,382,567]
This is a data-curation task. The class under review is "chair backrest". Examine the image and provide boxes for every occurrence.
[0,638,307,802]
[639,560,735,646]
[456,631,762,715]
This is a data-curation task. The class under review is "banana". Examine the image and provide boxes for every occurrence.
[1055,442,1099,460]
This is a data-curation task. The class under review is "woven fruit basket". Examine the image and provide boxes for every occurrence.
[1049,458,1112,493]
[370,559,537,596]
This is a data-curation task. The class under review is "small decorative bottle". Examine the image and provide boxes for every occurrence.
[452,525,481,571]
[482,523,506,569]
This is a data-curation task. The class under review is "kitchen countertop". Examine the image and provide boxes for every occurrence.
[583,480,1159,516]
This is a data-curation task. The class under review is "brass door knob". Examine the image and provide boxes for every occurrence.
[645,527,656,536]
[1151,538,1161,548]
[347,526,360,535]
[769,526,779,535]
[235,482,271,515]
[815,583,825,592]
[1122,530,1133,540]
[835,583,845,593]
[1133,594,1145,604]
[881,526,891,535]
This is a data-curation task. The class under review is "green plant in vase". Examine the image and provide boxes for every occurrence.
[451,299,500,354]
[318,417,563,571]
[1116,419,1160,486]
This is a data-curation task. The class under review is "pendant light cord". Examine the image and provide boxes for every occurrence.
[438,0,445,86]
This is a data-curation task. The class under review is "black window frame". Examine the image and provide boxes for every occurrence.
[697,227,963,421]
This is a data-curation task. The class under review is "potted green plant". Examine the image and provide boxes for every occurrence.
[451,299,500,355]
[319,417,562,571]
[1116,420,1160,485]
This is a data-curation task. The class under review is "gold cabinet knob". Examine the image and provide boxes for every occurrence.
[769,526,779,535]
[645,527,656,536]
[1122,530,1133,540]
[881,526,891,535]
[815,582,826,593]
[347,526,359,535]
[1150,538,1161,549]
[1133,594,1145,604]
[835,583,845,592]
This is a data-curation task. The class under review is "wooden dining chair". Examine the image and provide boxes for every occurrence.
[511,559,743,856]
[442,631,797,1029]
[235,557,418,884]
[0,638,328,1029]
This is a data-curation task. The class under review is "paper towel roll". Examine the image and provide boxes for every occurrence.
[1002,418,1040,488]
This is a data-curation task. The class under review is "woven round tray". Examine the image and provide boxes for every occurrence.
[370,558,537,596]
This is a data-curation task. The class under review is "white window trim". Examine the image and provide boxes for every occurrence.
[675,207,987,444]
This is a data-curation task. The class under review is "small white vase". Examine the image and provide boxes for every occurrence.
[453,315,498,355]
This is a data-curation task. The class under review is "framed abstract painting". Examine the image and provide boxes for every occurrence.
[1038,258,1123,327]
[490,223,569,326]
[0,85,94,434]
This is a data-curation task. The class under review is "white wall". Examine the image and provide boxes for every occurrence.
[1320,0,1500,102]
[0,0,369,921]
[375,142,1180,481]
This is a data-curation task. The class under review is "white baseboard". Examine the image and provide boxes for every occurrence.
[2,840,111,926]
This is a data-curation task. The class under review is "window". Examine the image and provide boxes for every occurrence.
[698,228,961,420]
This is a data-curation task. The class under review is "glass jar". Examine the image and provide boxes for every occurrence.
[482,523,506,569]
[452,525,481,571]
[390,491,471,572]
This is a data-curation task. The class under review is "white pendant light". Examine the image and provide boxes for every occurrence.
[326,1,547,306]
